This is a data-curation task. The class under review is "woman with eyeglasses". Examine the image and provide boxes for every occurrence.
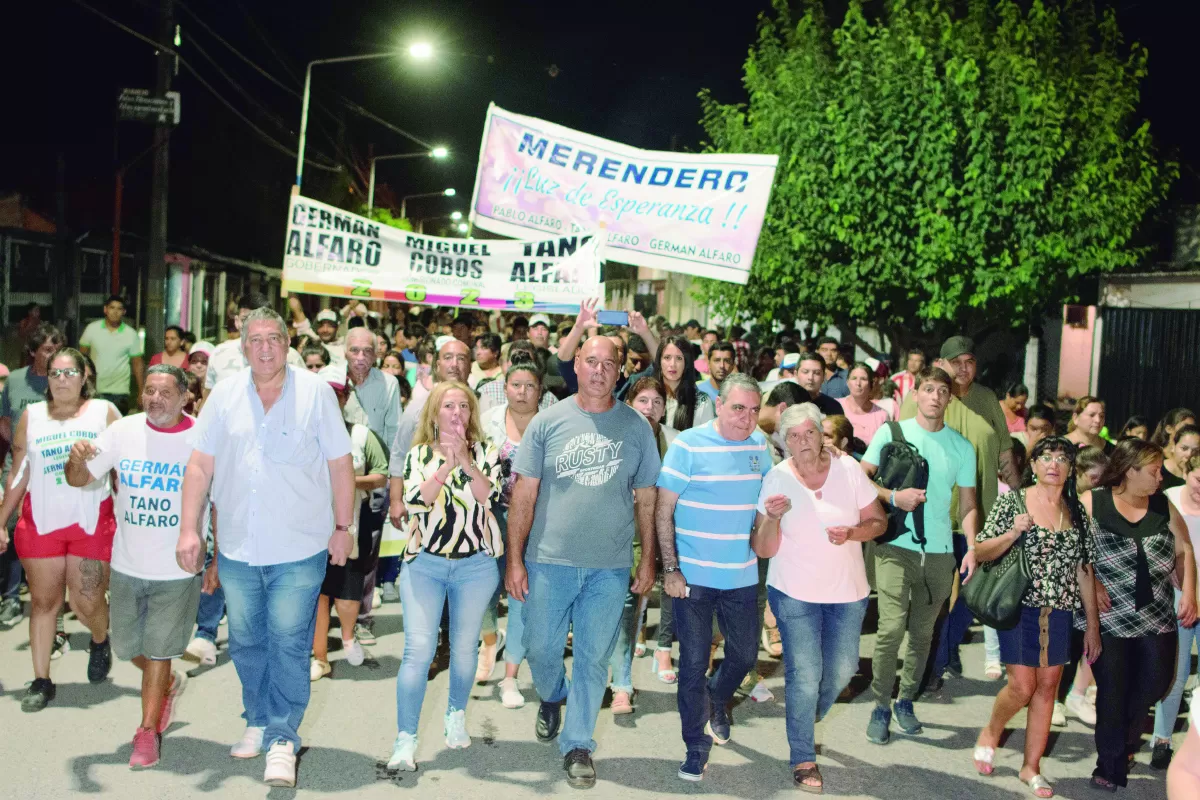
[0,347,121,712]
[972,437,1102,798]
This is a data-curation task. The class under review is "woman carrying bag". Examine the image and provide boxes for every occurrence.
[971,436,1102,798]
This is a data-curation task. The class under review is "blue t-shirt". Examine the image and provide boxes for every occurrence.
[862,419,976,554]
[657,421,771,589]
[696,379,719,403]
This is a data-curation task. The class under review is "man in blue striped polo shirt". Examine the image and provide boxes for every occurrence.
[656,372,772,782]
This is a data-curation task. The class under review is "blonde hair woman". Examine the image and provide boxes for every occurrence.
[388,380,503,771]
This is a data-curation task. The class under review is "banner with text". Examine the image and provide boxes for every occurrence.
[468,104,777,285]
[282,196,601,313]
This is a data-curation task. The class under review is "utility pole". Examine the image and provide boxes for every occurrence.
[145,0,174,358]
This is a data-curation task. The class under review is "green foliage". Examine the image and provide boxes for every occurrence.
[360,206,414,232]
[697,0,1176,345]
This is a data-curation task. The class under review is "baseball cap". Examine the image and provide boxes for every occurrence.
[940,335,975,361]
[529,313,551,329]
[189,341,215,361]
[315,309,339,325]
[318,362,347,391]
[781,353,800,370]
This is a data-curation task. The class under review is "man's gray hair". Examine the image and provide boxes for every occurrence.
[779,402,825,437]
[239,307,289,348]
[345,326,375,349]
[146,363,189,394]
[718,372,762,403]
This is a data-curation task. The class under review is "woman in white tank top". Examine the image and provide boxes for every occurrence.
[0,347,120,712]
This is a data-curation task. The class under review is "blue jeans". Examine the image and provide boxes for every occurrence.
[218,549,326,749]
[933,533,1002,675]
[0,545,22,601]
[674,584,760,755]
[608,587,639,694]
[481,553,527,666]
[379,556,402,584]
[1155,588,1196,741]
[770,588,868,764]
[522,561,628,755]
[195,550,226,643]
[395,551,499,734]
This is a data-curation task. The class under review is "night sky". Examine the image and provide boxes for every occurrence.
[3,0,1196,266]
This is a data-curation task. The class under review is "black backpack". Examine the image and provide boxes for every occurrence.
[874,421,930,549]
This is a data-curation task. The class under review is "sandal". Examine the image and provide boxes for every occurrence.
[1024,773,1054,798]
[634,641,647,658]
[793,763,823,794]
[1090,775,1117,793]
[611,691,634,715]
[973,746,995,776]
[654,649,677,684]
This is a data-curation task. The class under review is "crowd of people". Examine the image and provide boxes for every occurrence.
[0,292,1197,797]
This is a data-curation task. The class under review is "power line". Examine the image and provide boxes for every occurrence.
[185,33,295,135]
[68,0,340,172]
[176,0,301,98]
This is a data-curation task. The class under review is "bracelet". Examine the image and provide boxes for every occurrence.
[890,490,896,506]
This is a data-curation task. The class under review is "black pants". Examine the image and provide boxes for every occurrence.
[1056,627,1086,703]
[1090,631,1176,786]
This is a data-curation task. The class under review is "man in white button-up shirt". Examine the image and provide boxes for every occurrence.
[176,308,355,789]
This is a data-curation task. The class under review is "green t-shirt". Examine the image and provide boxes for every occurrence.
[863,418,976,554]
[79,319,143,396]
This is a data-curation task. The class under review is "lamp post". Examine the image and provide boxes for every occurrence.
[400,188,455,219]
[367,147,449,211]
[294,43,434,193]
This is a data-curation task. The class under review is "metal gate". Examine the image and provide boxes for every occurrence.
[1097,307,1200,431]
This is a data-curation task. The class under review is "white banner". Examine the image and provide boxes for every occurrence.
[468,104,777,285]
[282,196,601,312]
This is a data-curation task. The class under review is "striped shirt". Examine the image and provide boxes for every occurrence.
[657,421,771,590]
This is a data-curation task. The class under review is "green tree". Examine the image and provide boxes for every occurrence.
[360,206,414,232]
[698,0,1176,350]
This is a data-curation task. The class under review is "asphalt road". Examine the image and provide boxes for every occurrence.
[0,594,1183,799]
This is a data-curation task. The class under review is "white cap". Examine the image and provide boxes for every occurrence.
[315,309,339,324]
[529,313,551,329]
[318,362,347,391]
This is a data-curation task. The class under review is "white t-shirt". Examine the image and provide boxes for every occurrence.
[1166,486,1200,605]
[20,399,114,535]
[206,338,306,390]
[87,413,197,580]
[758,455,878,603]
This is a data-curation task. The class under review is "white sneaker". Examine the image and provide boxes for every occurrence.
[183,637,218,666]
[1066,692,1097,725]
[1051,701,1067,727]
[342,638,365,667]
[749,680,775,703]
[231,725,266,758]
[498,676,525,709]
[983,661,1003,680]
[263,741,296,787]
[387,731,418,770]
[310,658,331,681]
[444,709,471,749]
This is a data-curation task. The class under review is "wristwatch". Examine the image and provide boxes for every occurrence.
[663,566,680,575]
[335,523,357,536]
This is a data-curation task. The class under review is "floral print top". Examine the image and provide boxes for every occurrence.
[976,489,1092,611]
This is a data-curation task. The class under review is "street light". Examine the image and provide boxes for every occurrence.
[457,223,469,234]
[450,211,462,221]
[294,42,436,192]
[367,147,451,211]
[400,189,457,218]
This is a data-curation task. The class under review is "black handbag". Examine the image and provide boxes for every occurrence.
[963,489,1032,631]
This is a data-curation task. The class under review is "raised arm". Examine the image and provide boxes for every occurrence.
[555,298,599,362]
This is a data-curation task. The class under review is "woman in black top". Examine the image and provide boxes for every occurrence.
[1161,425,1200,492]
[1066,396,1112,454]
[1082,439,1197,791]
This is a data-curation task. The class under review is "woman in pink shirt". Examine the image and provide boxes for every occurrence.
[752,403,887,792]
[838,363,891,447]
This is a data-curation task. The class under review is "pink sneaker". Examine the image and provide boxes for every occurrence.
[157,670,187,734]
[129,727,161,769]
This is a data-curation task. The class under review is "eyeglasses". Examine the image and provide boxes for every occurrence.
[48,368,82,379]
[1036,453,1072,465]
